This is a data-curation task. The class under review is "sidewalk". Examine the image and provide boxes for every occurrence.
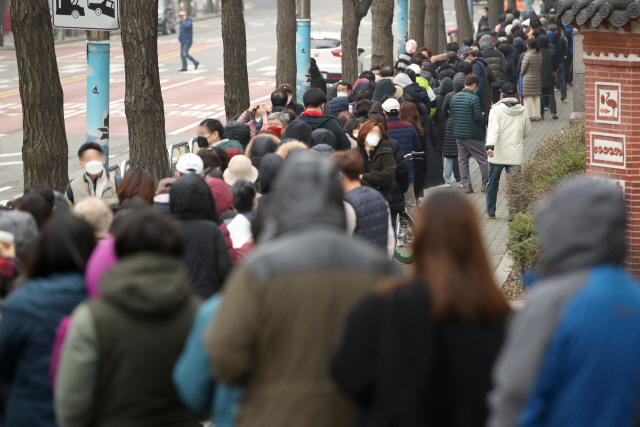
[424,87,575,273]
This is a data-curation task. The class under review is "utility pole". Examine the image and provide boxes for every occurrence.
[86,30,110,168]
[296,0,310,102]
[397,0,408,55]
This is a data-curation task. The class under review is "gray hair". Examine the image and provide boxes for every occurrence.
[73,197,113,239]
[267,112,289,126]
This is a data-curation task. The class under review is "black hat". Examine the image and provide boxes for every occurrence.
[501,82,517,97]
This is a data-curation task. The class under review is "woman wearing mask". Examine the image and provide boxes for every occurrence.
[355,120,396,202]
[521,38,543,121]
[344,118,363,148]
[332,192,510,426]
[0,215,96,427]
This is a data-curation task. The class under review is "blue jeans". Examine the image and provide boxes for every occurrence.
[485,163,518,215]
[443,157,458,184]
[180,42,198,69]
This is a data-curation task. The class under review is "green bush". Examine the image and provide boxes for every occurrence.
[504,115,586,274]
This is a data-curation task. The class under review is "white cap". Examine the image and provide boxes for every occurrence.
[407,64,422,75]
[0,230,15,245]
[382,98,400,113]
[175,153,204,175]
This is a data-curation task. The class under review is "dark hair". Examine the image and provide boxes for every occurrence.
[359,70,376,82]
[446,42,460,52]
[309,57,322,78]
[537,34,549,49]
[530,16,541,29]
[17,193,53,230]
[380,66,395,77]
[526,38,539,51]
[303,87,327,108]
[369,102,385,115]
[208,146,228,171]
[271,89,288,107]
[117,167,155,205]
[370,64,381,71]
[114,210,184,259]
[439,69,456,80]
[27,214,96,278]
[499,13,505,22]
[498,45,510,58]
[446,51,458,64]
[399,102,424,136]
[281,108,296,124]
[337,111,354,128]
[458,61,473,75]
[198,148,222,177]
[463,37,474,47]
[355,90,372,102]
[77,142,103,159]
[409,57,424,66]
[109,197,152,235]
[357,119,387,147]
[332,149,363,181]
[471,49,483,58]
[355,99,373,119]
[367,112,387,130]
[337,81,353,91]
[549,23,558,33]
[404,69,417,83]
[399,93,414,104]
[464,74,480,86]
[23,185,54,208]
[200,118,225,140]
[343,118,362,137]
[231,179,256,213]
[410,192,510,323]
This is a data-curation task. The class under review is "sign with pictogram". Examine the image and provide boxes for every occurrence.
[591,132,626,170]
[52,0,120,30]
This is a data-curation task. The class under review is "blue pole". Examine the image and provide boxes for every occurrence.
[468,0,474,30]
[397,0,408,55]
[86,31,110,168]
[525,0,532,12]
[296,19,311,103]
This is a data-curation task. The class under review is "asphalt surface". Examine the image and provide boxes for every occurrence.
[0,0,476,202]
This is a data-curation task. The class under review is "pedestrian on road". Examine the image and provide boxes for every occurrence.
[488,179,640,427]
[65,142,121,207]
[332,191,510,427]
[484,82,531,219]
[450,74,489,193]
[178,11,199,72]
[521,38,543,121]
[205,152,399,427]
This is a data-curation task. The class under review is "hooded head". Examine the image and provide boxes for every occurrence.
[405,39,417,54]
[505,13,514,24]
[0,210,38,257]
[538,35,549,49]
[372,79,397,104]
[536,178,626,276]
[223,121,251,149]
[258,153,285,194]
[281,120,312,145]
[453,72,466,93]
[169,173,220,224]
[479,34,494,50]
[439,77,454,96]
[249,135,277,169]
[393,73,413,88]
[310,128,338,150]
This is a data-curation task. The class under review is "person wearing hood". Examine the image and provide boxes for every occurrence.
[398,70,437,116]
[0,215,96,427]
[396,39,417,72]
[280,119,312,146]
[479,34,508,103]
[252,153,285,241]
[224,121,251,149]
[488,178,640,427]
[435,77,454,147]
[170,173,233,298]
[329,81,352,117]
[246,134,278,169]
[310,128,339,151]
[55,211,203,427]
[484,83,531,219]
[372,78,398,104]
[65,142,121,207]
[296,88,350,150]
[538,35,557,120]
[205,152,399,427]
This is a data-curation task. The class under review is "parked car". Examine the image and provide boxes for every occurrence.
[88,0,116,18]
[158,0,177,35]
[311,32,364,83]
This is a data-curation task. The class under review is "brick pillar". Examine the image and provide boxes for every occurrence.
[581,29,640,275]
[570,29,585,122]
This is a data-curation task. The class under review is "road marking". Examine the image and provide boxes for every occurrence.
[317,12,342,21]
[246,57,271,66]
[0,152,21,158]
[0,161,22,166]
[0,186,13,193]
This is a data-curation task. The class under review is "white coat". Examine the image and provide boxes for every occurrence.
[486,97,531,165]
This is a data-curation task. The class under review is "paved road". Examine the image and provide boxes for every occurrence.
[0,0,475,201]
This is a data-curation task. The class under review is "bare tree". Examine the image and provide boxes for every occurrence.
[488,0,503,29]
[221,0,250,121]
[454,0,474,45]
[371,0,394,68]
[121,0,169,180]
[425,0,447,54]
[11,0,68,190]
[409,0,425,47]
[341,0,374,83]
[276,0,296,99]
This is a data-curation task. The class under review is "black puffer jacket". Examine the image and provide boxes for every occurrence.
[435,78,454,147]
[381,138,409,216]
[224,121,251,149]
[169,174,233,298]
[310,128,338,150]
[442,88,459,159]
[254,153,285,242]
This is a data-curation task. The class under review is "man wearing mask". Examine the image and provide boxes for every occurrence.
[65,142,121,206]
[178,11,199,72]
[329,81,352,117]
[277,84,304,115]
[296,88,351,150]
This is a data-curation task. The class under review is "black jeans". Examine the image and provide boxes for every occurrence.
[541,86,557,116]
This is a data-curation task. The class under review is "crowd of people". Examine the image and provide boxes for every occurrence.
[4,4,639,427]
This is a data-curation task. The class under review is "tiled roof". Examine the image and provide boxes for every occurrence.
[557,0,639,27]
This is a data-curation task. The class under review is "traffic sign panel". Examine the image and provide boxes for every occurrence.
[52,0,120,30]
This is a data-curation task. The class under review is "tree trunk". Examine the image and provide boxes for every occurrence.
[0,0,6,47]
[276,0,296,100]
[488,0,503,29]
[425,0,446,55]
[409,0,425,47]
[371,0,394,68]
[11,0,68,191]
[342,0,373,84]
[454,0,473,45]
[507,0,517,12]
[121,0,169,181]
[222,0,250,121]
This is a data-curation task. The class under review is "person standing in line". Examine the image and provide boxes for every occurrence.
[178,11,199,72]
[538,35,558,120]
[484,83,531,219]
[450,74,489,194]
[520,39,543,121]
[549,24,568,103]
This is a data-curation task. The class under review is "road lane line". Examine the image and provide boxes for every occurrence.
[0,152,21,158]
[246,57,271,66]
[317,13,342,21]
[0,186,13,193]
[0,161,22,166]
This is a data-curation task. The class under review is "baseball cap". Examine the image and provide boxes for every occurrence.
[501,82,517,96]
[407,64,422,75]
[278,84,293,93]
[382,98,400,113]
[175,153,204,175]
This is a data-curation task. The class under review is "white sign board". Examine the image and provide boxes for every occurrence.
[52,0,120,30]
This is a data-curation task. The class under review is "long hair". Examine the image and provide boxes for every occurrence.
[356,120,387,147]
[399,102,424,136]
[117,167,156,205]
[412,192,510,324]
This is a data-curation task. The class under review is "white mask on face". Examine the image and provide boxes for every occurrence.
[84,160,104,176]
[366,133,381,147]
[287,95,292,105]
[337,92,348,97]
[352,131,359,139]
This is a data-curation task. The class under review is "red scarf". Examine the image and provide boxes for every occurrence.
[300,110,324,116]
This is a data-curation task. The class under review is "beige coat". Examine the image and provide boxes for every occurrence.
[521,50,543,97]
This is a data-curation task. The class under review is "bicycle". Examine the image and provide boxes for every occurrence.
[394,151,425,264]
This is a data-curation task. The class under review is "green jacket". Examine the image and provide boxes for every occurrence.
[450,88,485,141]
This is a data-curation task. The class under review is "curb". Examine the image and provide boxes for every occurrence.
[494,251,513,289]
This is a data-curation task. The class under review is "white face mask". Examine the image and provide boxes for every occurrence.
[352,131,359,139]
[366,133,381,147]
[287,95,292,105]
[337,92,348,97]
[84,160,104,176]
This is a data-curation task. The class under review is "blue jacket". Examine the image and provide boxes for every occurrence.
[173,294,244,427]
[179,17,193,44]
[471,58,488,103]
[0,273,88,427]
[386,116,420,182]
[329,95,350,117]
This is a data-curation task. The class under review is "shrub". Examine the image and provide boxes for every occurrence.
[507,212,540,275]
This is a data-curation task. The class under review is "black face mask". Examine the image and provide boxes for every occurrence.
[196,136,209,149]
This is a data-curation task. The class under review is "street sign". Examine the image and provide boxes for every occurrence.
[51,0,120,30]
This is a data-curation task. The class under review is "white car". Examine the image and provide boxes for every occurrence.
[310,32,364,83]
